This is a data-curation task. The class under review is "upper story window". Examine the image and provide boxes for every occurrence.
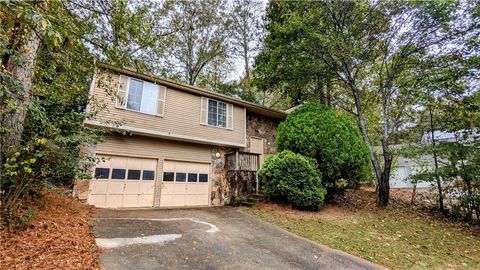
[127,78,158,115]
[115,75,166,117]
[208,99,227,128]
[201,97,233,130]
[126,79,143,111]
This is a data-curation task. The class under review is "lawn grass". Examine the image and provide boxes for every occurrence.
[244,189,480,270]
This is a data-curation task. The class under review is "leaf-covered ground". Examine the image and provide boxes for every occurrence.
[245,189,480,270]
[0,189,100,269]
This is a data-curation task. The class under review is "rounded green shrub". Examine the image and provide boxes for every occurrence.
[259,150,326,210]
[275,103,370,191]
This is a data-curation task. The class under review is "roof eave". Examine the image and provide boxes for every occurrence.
[96,62,287,120]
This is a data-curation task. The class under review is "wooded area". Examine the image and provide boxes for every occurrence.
[1,0,479,227]
[255,1,480,212]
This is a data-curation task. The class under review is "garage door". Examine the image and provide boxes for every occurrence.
[87,155,157,208]
[160,160,210,207]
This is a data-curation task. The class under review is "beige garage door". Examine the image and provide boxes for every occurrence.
[87,155,157,208]
[160,160,210,207]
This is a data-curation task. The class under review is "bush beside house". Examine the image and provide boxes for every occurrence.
[259,150,326,210]
[275,103,370,192]
[258,103,370,210]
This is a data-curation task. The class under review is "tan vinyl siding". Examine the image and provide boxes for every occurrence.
[91,70,246,147]
[95,134,212,207]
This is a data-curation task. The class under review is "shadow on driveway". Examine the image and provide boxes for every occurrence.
[94,207,383,270]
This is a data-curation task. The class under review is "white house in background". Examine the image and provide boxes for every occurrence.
[390,131,452,188]
[383,144,433,189]
[390,129,478,188]
[390,153,433,189]
[421,130,457,144]
[421,129,479,145]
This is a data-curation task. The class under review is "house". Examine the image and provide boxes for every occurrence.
[390,153,433,189]
[375,144,433,189]
[73,63,287,208]
[390,130,478,188]
[421,130,457,145]
[390,131,456,188]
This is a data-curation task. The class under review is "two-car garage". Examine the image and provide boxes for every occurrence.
[87,155,210,208]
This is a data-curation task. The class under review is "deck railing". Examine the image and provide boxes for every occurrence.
[225,151,260,172]
[225,151,261,195]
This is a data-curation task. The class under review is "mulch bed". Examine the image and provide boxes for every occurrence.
[0,189,100,269]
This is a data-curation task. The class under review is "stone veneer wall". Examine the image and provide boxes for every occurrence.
[210,146,235,206]
[209,147,261,206]
[226,170,257,205]
[72,144,96,200]
[245,112,280,155]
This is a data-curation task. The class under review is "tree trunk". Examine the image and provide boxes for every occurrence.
[378,173,390,206]
[326,79,332,107]
[379,139,392,207]
[350,86,383,188]
[428,104,444,212]
[378,93,393,207]
[349,80,393,207]
[411,183,417,205]
[317,77,326,105]
[0,30,41,162]
[244,43,250,79]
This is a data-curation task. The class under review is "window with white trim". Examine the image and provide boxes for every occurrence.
[116,76,167,117]
[208,99,227,128]
[126,78,158,115]
[200,97,233,129]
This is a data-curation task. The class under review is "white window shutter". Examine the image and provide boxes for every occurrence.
[227,103,233,130]
[115,75,128,109]
[156,85,166,117]
[200,97,208,125]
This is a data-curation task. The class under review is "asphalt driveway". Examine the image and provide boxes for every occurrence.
[94,207,383,270]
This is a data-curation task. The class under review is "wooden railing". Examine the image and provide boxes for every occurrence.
[225,151,260,172]
[225,151,261,195]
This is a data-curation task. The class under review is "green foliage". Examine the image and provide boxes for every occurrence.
[254,1,336,107]
[408,90,480,221]
[3,205,37,232]
[276,103,370,191]
[438,138,479,222]
[208,78,262,104]
[230,0,264,79]
[259,150,326,210]
[66,0,170,72]
[0,0,105,225]
[254,0,480,207]
[412,137,480,222]
[22,41,103,185]
[162,0,231,85]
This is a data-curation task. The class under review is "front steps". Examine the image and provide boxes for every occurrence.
[240,194,268,207]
